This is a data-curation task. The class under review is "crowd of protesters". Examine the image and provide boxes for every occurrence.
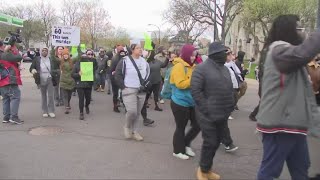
[1,13,320,180]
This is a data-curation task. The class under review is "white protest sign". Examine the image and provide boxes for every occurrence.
[52,25,80,46]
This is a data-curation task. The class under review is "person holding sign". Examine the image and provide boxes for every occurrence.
[115,44,150,141]
[72,49,97,120]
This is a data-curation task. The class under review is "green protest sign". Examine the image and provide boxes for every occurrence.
[144,33,153,50]
[71,46,78,58]
[80,44,86,52]
[80,62,94,81]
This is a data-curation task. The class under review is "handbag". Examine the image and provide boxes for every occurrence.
[128,55,151,92]
[42,60,58,87]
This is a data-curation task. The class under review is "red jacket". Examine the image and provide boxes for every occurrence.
[0,49,22,87]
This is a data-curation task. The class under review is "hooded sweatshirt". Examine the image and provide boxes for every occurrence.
[170,45,196,107]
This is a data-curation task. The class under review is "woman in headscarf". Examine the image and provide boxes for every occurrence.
[170,44,200,160]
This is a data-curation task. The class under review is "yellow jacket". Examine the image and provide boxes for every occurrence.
[170,57,195,89]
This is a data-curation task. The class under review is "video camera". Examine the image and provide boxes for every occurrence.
[3,29,22,46]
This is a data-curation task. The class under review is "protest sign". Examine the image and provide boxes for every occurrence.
[144,33,153,50]
[52,25,80,46]
[80,62,94,82]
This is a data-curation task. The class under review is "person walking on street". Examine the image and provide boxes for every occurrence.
[115,44,150,141]
[51,46,64,107]
[30,48,59,118]
[72,49,97,120]
[106,50,113,95]
[234,51,248,110]
[95,48,108,92]
[60,49,75,114]
[191,42,235,180]
[0,44,23,124]
[110,45,126,113]
[256,15,320,180]
[170,44,200,160]
[155,46,168,104]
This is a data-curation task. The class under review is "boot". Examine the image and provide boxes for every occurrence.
[196,167,221,180]
[79,113,84,120]
[113,100,120,113]
[154,103,163,111]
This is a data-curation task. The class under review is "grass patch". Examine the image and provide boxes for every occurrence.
[244,61,258,79]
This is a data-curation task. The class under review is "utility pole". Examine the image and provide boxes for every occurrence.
[317,0,320,29]
[213,0,217,42]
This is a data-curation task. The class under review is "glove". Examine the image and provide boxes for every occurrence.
[31,69,37,74]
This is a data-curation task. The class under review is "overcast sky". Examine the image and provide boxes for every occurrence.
[5,0,172,39]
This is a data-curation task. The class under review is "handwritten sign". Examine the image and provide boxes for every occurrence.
[52,25,80,46]
[80,62,94,82]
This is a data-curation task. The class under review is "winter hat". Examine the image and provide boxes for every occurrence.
[208,42,228,56]
[180,44,195,66]
[62,48,70,56]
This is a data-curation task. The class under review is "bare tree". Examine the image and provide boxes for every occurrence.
[59,0,85,26]
[80,0,111,49]
[35,0,57,47]
[173,0,243,43]
[164,1,208,43]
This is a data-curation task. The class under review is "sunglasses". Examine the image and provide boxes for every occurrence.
[87,53,93,56]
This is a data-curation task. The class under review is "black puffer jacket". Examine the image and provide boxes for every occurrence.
[72,56,97,88]
[191,58,235,122]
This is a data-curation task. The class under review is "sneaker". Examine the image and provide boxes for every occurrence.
[159,99,165,104]
[228,116,234,120]
[186,147,195,157]
[9,119,23,125]
[225,144,238,152]
[100,88,105,92]
[154,106,163,111]
[2,119,10,123]
[234,105,239,110]
[48,113,56,118]
[124,127,132,139]
[132,132,144,141]
[143,118,155,126]
[79,113,84,120]
[173,153,189,160]
[85,106,90,114]
[65,110,69,114]
[0,95,3,100]
[43,113,49,118]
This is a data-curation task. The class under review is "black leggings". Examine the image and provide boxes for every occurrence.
[171,101,200,154]
[111,80,119,104]
[145,83,161,105]
[61,88,73,108]
[77,88,92,113]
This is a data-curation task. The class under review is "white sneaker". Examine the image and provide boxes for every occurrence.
[48,113,56,118]
[185,147,195,157]
[173,153,189,160]
[159,99,165,104]
[228,116,234,120]
[43,113,49,118]
[132,132,144,141]
[0,96,3,100]
[124,127,132,139]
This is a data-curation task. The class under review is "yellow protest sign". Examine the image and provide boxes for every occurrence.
[80,62,94,81]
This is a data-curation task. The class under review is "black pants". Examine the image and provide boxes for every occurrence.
[77,88,92,113]
[111,80,119,105]
[61,88,73,108]
[199,119,229,173]
[141,83,161,119]
[250,103,260,118]
[171,101,200,154]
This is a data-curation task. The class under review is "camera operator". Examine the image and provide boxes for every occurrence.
[0,43,23,124]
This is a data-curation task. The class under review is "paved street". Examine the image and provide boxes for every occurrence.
[0,64,319,179]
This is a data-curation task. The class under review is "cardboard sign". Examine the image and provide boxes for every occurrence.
[52,25,80,46]
[80,62,94,81]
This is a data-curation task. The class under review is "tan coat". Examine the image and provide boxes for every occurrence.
[307,60,320,94]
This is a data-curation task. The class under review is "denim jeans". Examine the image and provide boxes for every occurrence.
[95,72,106,89]
[0,85,21,121]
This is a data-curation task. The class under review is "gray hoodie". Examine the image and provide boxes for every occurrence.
[257,32,320,138]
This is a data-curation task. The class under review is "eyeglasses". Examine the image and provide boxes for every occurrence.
[296,27,305,32]
[87,53,93,56]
